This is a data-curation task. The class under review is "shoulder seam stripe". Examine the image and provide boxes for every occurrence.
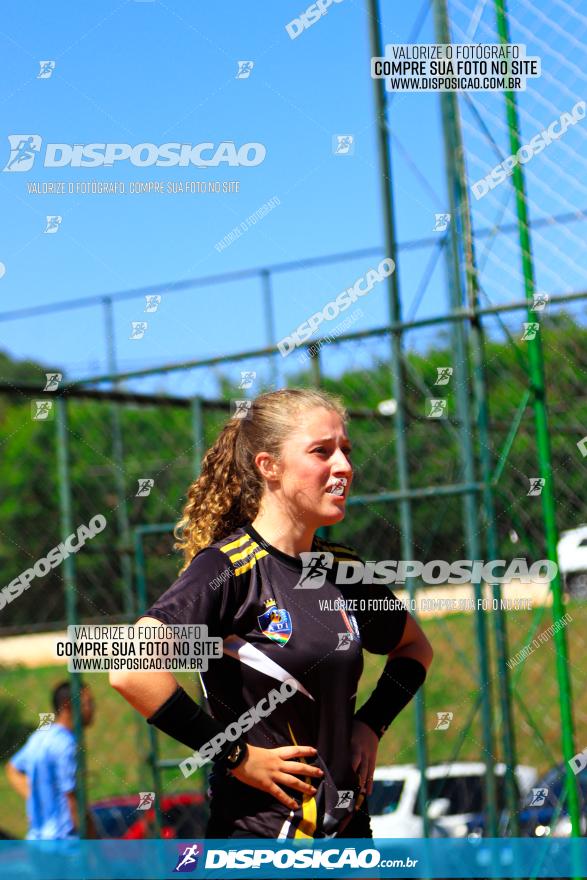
[233,549,268,575]
[220,535,253,553]
[228,542,262,564]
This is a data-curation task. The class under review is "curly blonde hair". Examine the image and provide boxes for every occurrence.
[174,388,347,571]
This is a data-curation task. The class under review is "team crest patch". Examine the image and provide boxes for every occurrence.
[258,598,292,647]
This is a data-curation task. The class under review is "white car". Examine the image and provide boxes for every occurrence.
[557,525,587,597]
[369,762,538,838]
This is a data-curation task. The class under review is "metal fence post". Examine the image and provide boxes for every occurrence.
[103,295,135,618]
[367,0,430,836]
[134,527,164,838]
[191,395,204,476]
[56,396,87,838]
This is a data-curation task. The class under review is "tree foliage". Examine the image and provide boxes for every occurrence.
[1,312,585,631]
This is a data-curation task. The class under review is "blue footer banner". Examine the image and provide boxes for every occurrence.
[0,838,586,879]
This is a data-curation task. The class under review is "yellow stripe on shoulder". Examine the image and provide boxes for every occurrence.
[228,541,262,564]
[233,548,268,576]
[220,534,253,554]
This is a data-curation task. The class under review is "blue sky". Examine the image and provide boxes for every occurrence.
[0,0,585,395]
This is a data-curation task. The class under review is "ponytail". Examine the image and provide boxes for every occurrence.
[174,417,261,571]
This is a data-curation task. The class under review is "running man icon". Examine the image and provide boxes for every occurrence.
[174,843,202,872]
[295,551,334,588]
[5,136,41,172]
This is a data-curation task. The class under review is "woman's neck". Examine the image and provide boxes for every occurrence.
[250,511,315,557]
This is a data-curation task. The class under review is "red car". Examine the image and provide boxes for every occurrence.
[90,792,208,839]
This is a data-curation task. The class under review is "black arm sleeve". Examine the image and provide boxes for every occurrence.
[147,686,223,750]
[354,656,427,739]
[147,687,243,765]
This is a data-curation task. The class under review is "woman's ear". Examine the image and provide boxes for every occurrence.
[254,451,281,482]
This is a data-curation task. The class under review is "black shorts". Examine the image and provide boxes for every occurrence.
[205,805,373,839]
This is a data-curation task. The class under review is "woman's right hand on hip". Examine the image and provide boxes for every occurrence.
[229,744,324,810]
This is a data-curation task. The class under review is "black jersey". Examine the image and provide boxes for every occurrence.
[145,523,408,839]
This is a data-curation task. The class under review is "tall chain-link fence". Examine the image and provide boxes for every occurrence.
[1,290,586,839]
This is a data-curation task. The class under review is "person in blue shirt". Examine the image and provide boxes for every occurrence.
[6,681,95,839]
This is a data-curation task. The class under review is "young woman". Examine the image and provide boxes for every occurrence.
[110,388,432,839]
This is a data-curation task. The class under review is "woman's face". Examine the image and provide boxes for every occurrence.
[275,407,353,527]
